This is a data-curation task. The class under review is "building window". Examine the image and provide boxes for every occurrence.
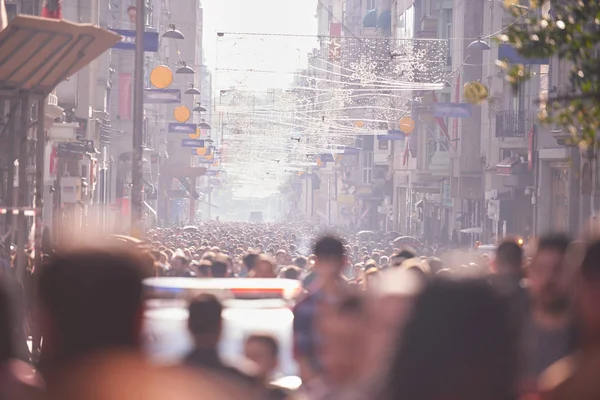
[366,0,376,10]
[361,151,373,184]
[144,1,153,27]
[5,2,18,21]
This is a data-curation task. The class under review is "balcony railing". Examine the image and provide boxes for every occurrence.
[495,110,526,138]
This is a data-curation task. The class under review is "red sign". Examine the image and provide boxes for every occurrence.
[452,73,461,149]
[49,145,58,175]
[528,126,535,171]
[118,73,132,120]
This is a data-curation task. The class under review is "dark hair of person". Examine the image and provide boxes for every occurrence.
[536,233,571,255]
[243,252,259,271]
[381,279,517,400]
[581,240,600,282]
[496,241,523,273]
[211,256,229,278]
[37,247,148,365]
[281,266,300,280]
[188,294,222,336]
[246,334,279,358]
[391,247,417,264]
[313,236,345,260]
[197,260,212,277]
[294,256,307,269]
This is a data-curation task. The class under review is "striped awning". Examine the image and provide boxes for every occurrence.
[0,15,120,95]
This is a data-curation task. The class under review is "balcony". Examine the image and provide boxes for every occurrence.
[495,110,526,138]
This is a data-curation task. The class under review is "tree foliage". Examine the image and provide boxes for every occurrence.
[500,0,600,147]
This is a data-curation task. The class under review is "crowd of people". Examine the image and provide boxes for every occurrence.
[1,221,600,399]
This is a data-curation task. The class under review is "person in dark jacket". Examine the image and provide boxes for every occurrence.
[184,294,257,388]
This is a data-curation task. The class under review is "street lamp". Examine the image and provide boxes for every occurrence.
[176,62,195,74]
[193,102,206,112]
[468,36,491,51]
[184,84,201,95]
[162,24,185,39]
[198,121,211,130]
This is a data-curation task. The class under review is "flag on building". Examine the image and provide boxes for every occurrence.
[42,0,62,19]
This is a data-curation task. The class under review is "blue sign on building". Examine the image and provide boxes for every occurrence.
[110,29,159,52]
[498,44,549,65]
[377,130,405,141]
[433,103,472,118]
[169,123,197,134]
[181,139,205,148]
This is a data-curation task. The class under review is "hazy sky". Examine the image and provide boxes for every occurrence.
[200,0,319,91]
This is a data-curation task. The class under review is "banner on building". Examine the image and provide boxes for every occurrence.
[110,29,159,52]
[144,89,181,103]
[169,123,197,134]
[377,130,405,141]
[433,103,472,118]
[118,73,132,120]
[181,139,205,148]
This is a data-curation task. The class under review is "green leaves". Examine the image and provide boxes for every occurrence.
[500,0,600,146]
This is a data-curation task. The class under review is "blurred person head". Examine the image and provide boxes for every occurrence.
[294,256,307,270]
[37,247,148,370]
[158,252,168,265]
[188,294,222,349]
[320,293,368,385]
[253,255,276,278]
[527,234,571,315]
[244,334,279,383]
[380,256,389,268]
[243,252,259,273]
[313,236,346,283]
[364,259,377,270]
[371,252,381,265]
[211,256,229,278]
[381,279,517,400]
[275,250,287,265]
[280,266,300,280]
[495,240,524,279]
[196,260,212,277]
[391,248,417,267]
[171,250,189,271]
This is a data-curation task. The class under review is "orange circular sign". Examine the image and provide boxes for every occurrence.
[149,65,173,89]
[173,105,191,122]
[399,116,415,134]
